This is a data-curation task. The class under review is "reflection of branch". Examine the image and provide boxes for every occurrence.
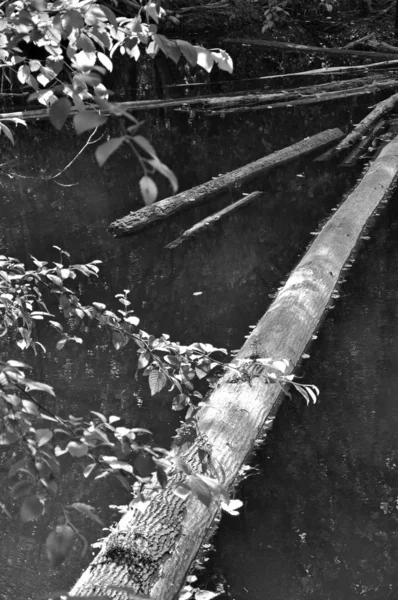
[3,128,103,183]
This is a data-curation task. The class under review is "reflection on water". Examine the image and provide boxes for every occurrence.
[0,91,381,599]
[212,192,398,600]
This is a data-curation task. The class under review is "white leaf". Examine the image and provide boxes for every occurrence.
[211,49,233,74]
[97,51,113,72]
[139,175,158,206]
[195,46,214,73]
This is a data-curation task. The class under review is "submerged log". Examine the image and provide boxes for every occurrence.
[166,191,262,249]
[71,136,398,600]
[317,91,398,161]
[109,128,344,236]
[340,120,386,167]
[176,75,396,113]
[204,80,398,116]
[254,58,398,80]
[224,38,398,60]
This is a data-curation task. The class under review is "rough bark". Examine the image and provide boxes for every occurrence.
[223,38,398,60]
[316,91,398,161]
[340,120,386,167]
[71,135,398,600]
[108,128,344,237]
[166,191,262,249]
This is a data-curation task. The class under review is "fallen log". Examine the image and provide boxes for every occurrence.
[224,38,398,60]
[166,191,262,249]
[176,75,395,113]
[204,80,398,115]
[367,39,398,54]
[108,128,344,236]
[71,135,398,600]
[167,62,398,91]
[340,120,386,167]
[343,32,376,49]
[317,91,398,160]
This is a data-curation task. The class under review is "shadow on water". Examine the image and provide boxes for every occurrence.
[0,90,387,599]
[210,191,398,599]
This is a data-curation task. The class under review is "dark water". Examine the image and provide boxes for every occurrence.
[0,84,393,599]
[210,187,398,599]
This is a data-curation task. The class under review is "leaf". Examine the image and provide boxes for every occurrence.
[83,463,96,478]
[74,111,107,135]
[95,137,125,167]
[211,49,233,74]
[176,39,197,66]
[195,46,214,73]
[8,457,31,478]
[195,592,220,600]
[10,479,34,499]
[97,52,113,72]
[0,123,14,145]
[0,502,12,520]
[139,176,158,206]
[138,352,150,369]
[35,428,53,448]
[67,441,89,457]
[195,366,207,380]
[69,502,104,525]
[56,338,68,351]
[21,399,39,415]
[24,380,55,396]
[112,330,128,350]
[221,498,243,516]
[132,135,157,158]
[154,34,181,63]
[172,394,188,411]
[17,64,31,84]
[46,524,76,567]
[148,370,167,396]
[145,1,159,23]
[20,494,44,522]
[49,98,72,131]
[187,475,213,507]
[147,158,178,193]
[0,430,20,445]
[74,50,96,69]
[156,465,167,489]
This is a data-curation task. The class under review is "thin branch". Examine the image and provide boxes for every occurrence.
[4,128,102,182]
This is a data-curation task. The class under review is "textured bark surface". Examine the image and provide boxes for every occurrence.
[224,38,398,60]
[333,92,398,154]
[316,91,398,162]
[71,136,398,600]
[166,191,262,249]
[341,120,386,167]
[108,128,344,236]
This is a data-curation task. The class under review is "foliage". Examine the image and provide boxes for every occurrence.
[0,247,319,572]
[261,0,291,32]
[259,0,335,31]
[0,0,233,204]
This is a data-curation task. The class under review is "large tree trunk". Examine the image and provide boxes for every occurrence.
[71,135,398,600]
[108,128,344,236]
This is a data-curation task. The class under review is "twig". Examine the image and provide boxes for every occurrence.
[4,128,101,182]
